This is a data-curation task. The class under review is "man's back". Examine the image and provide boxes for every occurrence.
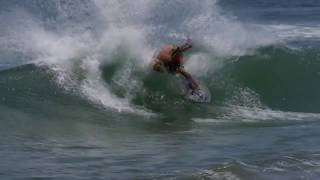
[157,45,176,64]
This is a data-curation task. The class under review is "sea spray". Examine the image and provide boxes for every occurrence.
[0,0,282,113]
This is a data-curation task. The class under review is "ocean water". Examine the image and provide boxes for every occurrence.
[1,0,320,179]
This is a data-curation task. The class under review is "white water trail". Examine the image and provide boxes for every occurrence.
[193,105,320,124]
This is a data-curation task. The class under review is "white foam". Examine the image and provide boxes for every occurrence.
[184,1,278,57]
[193,118,228,124]
[263,24,320,40]
[227,106,320,121]
[0,9,153,115]
[195,169,240,180]
[225,87,266,109]
[0,0,282,115]
[193,106,320,124]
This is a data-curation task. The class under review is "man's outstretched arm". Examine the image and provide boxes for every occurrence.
[176,68,199,90]
[178,39,193,52]
[172,39,193,58]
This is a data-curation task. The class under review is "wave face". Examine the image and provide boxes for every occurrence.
[0,0,280,113]
[2,46,320,114]
[1,0,320,116]
[223,47,320,113]
[1,1,320,180]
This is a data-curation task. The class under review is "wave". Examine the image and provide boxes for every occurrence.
[1,0,320,118]
[225,47,320,113]
[1,46,320,117]
[185,153,320,180]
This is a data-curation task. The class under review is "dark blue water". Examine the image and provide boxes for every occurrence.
[219,0,320,23]
[1,0,320,179]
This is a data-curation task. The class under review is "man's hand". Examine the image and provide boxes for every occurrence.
[152,60,164,73]
[186,37,192,46]
[179,38,193,52]
[176,68,199,90]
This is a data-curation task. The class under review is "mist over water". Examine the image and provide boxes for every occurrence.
[1,0,320,179]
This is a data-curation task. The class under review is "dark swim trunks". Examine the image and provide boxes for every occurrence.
[164,62,181,74]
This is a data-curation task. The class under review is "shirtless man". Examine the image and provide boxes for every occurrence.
[151,39,199,91]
